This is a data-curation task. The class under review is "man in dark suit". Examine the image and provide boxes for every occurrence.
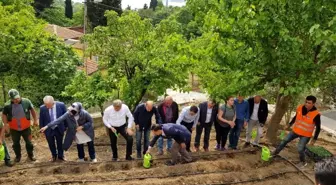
[194,100,218,152]
[245,95,268,146]
[157,96,179,155]
[39,96,67,162]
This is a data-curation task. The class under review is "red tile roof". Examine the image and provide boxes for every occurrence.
[45,24,83,40]
[77,59,99,75]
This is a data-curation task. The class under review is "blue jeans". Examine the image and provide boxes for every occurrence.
[136,129,150,156]
[157,137,173,152]
[229,119,244,149]
[274,131,310,162]
[77,141,96,160]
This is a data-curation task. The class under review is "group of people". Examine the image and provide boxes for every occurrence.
[0,89,328,170]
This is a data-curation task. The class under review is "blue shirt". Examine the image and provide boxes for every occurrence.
[234,99,250,121]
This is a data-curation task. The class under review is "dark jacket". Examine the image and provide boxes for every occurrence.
[39,101,67,137]
[149,123,191,147]
[157,101,179,124]
[46,103,94,151]
[198,101,218,124]
[133,103,162,130]
[248,98,268,124]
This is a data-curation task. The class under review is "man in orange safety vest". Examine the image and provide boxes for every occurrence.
[272,96,321,168]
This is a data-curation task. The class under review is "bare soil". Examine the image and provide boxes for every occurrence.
[0,122,335,185]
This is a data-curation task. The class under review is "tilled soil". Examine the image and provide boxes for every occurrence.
[0,124,335,185]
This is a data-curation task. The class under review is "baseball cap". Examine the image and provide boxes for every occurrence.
[8,89,20,100]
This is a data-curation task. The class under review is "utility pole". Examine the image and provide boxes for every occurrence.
[83,0,88,75]
[166,0,168,7]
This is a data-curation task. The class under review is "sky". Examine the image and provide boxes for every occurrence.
[73,0,186,9]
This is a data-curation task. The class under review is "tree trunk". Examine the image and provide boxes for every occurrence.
[131,88,147,112]
[99,105,104,117]
[266,94,291,144]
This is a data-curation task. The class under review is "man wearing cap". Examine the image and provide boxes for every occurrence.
[39,96,67,162]
[40,102,97,162]
[2,89,38,162]
[0,115,14,167]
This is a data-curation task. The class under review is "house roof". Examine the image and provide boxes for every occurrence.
[77,59,99,75]
[45,24,83,40]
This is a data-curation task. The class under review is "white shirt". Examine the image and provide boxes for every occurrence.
[103,104,134,128]
[205,108,213,123]
[251,103,260,121]
[176,106,200,127]
[48,103,57,128]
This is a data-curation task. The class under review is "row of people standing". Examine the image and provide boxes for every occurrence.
[0,88,268,166]
[176,94,268,154]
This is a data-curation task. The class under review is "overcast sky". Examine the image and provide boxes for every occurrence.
[73,0,185,9]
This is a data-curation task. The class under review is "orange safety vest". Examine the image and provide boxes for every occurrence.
[292,105,320,137]
[9,118,31,131]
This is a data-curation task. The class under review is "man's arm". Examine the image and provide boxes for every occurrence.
[133,105,140,126]
[313,115,321,141]
[289,115,297,127]
[174,103,179,122]
[245,102,250,122]
[30,108,38,126]
[103,108,111,128]
[0,114,7,142]
[154,107,162,124]
[149,135,160,148]
[176,108,186,125]
[39,107,44,128]
[193,112,200,127]
[126,106,134,128]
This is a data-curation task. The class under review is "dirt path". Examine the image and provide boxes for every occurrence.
[0,124,334,185]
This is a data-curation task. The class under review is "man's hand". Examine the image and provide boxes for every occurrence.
[180,143,186,149]
[135,125,139,130]
[33,120,38,126]
[310,139,316,146]
[244,121,248,127]
[260,123,264,127]
[76,126,83,132]
[39,126,48,133]
[110,127,117,133]
[192,127,195,131]
[127,128,134,136]
[197,122,200,126]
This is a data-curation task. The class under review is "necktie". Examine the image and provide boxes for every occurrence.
[50,108,57,129]
[50,108,54,122]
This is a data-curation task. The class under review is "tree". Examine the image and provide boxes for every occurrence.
[149,0,158,11]
[0,1,80,105]
[65,0,73,19]
[62,71,116,115]
[143,3,148,9]
[85,11,191,110]
[126,5,131,10]
[87,0,122,29]
[40,6,73,26]
[34,0,54,14]
[72,2,84,26]
[186,0,336,143]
